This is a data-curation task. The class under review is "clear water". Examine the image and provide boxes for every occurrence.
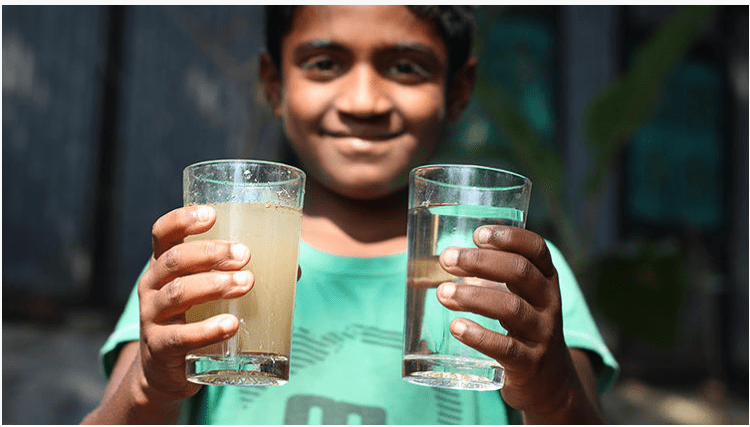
[403,354,505,390]
[403,204,523,390]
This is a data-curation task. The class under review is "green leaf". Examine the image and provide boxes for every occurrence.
[473,79,565,199]
[583,5,716,195]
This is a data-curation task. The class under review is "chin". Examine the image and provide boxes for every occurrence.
[338,181,405,201]
[324,172,408,201]
[305,158,413,201]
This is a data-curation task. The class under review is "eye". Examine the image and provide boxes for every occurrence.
[387,59,432,83]
[310,58,334,71]
[300,55,343,80]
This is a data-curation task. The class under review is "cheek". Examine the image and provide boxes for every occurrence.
[397,87,447,129]
[397,88,447,153]
[281,76,331,134]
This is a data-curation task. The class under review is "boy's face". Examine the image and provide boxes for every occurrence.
[262,5,474,200]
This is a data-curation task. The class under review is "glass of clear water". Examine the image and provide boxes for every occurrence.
[402,164,532,390]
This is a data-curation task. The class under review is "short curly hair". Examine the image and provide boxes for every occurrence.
[263,5,477,82]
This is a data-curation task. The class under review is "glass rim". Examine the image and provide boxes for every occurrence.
[184,159,305,186]
[411,163,531,190]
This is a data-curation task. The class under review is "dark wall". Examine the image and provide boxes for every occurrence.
[3,5,283,307]
[4,6,108,301]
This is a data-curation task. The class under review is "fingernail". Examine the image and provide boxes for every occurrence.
[231,244,249,260]
[439,282,456,299]
[233,270,250,286]
[453,320,467,337]
[441,248,458,267]
[477,226,492,244]
[196,206,212,222]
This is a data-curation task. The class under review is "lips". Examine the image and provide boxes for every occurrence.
[320,128,407,159]
[321,129,405,141]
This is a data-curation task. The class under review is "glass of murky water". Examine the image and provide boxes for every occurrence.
[402,164,531,390]
[183,160,305,386]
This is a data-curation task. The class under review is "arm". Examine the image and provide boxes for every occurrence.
[82,205,252,424]
[436,226,605,424]
[521,348,603,424]
[82,341,183,424]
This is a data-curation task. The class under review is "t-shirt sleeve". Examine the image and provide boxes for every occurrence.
[99,263,147,378]
[548,240,619,393]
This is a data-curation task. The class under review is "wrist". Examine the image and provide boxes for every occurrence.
[127,354,185,422]
[521,378,602,425]
[521,353,603,424]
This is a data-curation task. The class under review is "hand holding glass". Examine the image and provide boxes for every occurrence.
[402,164,532,390]
[183,160,305,386]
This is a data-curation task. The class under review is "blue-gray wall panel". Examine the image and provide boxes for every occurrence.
[110,6,281,304]
[3,6,107,298]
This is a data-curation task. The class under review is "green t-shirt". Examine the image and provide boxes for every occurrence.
[101,240,618,424]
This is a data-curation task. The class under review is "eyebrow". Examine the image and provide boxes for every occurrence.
[293,39,346,53]
[293,39,441,58]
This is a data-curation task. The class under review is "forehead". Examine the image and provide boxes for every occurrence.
[283,5,447,58]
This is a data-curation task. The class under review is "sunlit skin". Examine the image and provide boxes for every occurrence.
[260,5,476,257]
[272,5,451,200]
[82,6,603,424]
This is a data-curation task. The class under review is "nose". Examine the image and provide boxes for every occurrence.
[335,64,392,118]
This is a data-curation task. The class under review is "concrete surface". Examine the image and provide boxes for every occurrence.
[2,308,748,425]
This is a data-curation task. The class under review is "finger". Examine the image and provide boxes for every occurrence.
[437,282,542,341]
[449,318,530,370]
[151,270,254,321]
[145,314,239,356]
[474,226,555,278]
[152,205,216,259]
[439,247,550,307]
[144,240,251,290]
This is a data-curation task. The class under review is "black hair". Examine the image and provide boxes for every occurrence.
[263,5,477,82]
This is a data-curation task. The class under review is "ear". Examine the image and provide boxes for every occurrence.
[259,52,283,118]
[446,56,477,124]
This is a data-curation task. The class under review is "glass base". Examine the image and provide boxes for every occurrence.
[186,353,288,387]
[403,354,504,390]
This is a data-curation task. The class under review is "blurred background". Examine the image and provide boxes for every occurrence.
[2,5,747,424]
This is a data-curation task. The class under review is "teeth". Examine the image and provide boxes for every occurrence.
[350,138,373,149]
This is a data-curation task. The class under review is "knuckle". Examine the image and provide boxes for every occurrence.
[460,248,482,270]
[475,329,494,349]
[507,293,525,319]
[531,236,550,262]
[531,236,548,257]
[514,256,534,282]
[500,336,520,361]
[207,273,229,296]
[137,271,150,294]
[162,248,181,273]
[142,327,159,355]
[151,217,165,243]
[165,278,184,307]
[203,241,230,266]
[164,329,185,350]
[202,240,218,257]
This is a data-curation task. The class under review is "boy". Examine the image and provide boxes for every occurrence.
[84,5,617,424]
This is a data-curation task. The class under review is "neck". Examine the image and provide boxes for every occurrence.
[301,178,409,257]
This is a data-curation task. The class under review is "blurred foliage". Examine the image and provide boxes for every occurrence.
[468,5,717,345]
[591,239,688,347]
[583,5,717,195]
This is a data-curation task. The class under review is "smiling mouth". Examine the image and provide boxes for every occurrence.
[322,130,405,141]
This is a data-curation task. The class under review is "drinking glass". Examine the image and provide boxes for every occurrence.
[183,159,305,386]
[402,164,532,390]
